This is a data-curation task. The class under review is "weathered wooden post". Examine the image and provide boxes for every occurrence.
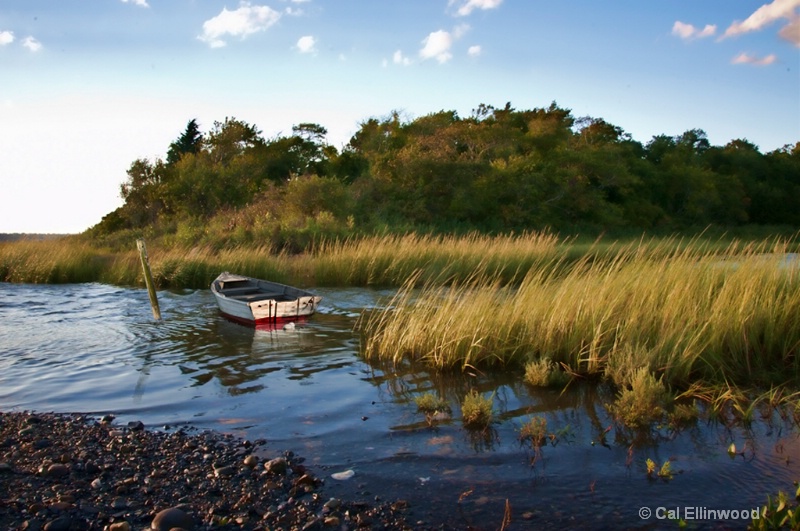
[136,239,162,321]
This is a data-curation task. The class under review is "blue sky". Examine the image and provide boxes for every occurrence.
[1,0,798,233]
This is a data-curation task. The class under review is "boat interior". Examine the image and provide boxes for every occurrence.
[216,279,294,302]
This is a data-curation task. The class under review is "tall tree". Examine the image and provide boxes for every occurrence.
[166,119,202,165]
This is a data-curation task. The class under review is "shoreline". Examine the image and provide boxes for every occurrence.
[0,410,421,530]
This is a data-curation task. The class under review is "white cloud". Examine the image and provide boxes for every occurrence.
[467,44,481,57]
[121,0,149,7]
[450,0,503,17]
[453,23,470,39]
[296,35,316,53]
[779,16,800,45]
[672,21,717,40]
[420,30,453,63]
[199,3,282,48]
[731,52,778,65]
[393,49,411,65]
[722,0,800,45]
[0,31,14,46]
[22,36,42,52]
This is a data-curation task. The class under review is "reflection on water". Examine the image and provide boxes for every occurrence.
[1,281,799,528]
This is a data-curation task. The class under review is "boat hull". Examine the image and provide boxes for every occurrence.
[211,272,322,327]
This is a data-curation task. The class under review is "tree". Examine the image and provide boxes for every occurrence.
[119,158,168,226]
[166,119,202,165]
[205,117,264,166]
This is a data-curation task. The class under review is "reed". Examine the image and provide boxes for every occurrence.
[0,230,565,289]
[0,239,110,284]
[361,235,800,391]
[310,231,564,287]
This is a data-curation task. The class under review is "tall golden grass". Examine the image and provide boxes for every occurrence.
[0,232,564,288]
[3,232,799,396]
[361,235,800,390]
[310,231,563,286]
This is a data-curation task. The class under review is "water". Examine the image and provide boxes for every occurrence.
[1,282,798,529]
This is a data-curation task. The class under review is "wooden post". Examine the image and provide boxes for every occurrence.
[136,239,162,321]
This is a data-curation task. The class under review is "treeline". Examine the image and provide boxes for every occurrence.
[90,102,800,249]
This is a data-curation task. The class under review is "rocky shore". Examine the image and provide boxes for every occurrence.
[0,411,421,530]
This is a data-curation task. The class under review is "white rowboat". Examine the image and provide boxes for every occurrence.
[211,272,322,327]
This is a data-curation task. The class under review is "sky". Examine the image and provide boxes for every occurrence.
[1,0,799,234]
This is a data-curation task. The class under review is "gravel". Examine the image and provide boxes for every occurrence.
[0,411,425,530]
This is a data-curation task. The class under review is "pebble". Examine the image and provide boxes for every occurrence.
[264,456,288,475]
[43,516,72,531]
[0,411,414,530]
[150,507,194,531]
[45,463,70,477]
[331,469,355,481]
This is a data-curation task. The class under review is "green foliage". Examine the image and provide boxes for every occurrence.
[94,103,800,251]
[750,484,800,530]
[167,119,202,165]
[645,458,673,481]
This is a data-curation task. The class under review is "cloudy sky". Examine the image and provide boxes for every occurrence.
[1,0,798,233]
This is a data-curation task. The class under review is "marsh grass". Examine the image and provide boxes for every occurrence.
[414,392,452,426]
[608,367,672,429]
[519,416,549,448]
[310,231,564,287]
[362,235,800,396]
[5,232,800,412]
[461,390,494,431]
[1,231,564,290]
[524,358,571,388]
[0,239,109,284]
[645,458,674,481]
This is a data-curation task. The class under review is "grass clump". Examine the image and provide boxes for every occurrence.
[519,416,549,448]
[414,393,452,426]
[461,390,494,431]
[609,367,672,430]
[524,358,570,388]
[645,458,674,481]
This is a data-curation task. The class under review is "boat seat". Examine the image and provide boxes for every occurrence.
[220,287,260,296]
[230,292,289,302]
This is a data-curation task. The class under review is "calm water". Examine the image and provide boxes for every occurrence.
[1,282,798,529]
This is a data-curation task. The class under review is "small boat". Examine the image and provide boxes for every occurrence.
[211,272,322,327]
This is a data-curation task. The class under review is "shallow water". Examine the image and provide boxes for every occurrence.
[1,281,798,529]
